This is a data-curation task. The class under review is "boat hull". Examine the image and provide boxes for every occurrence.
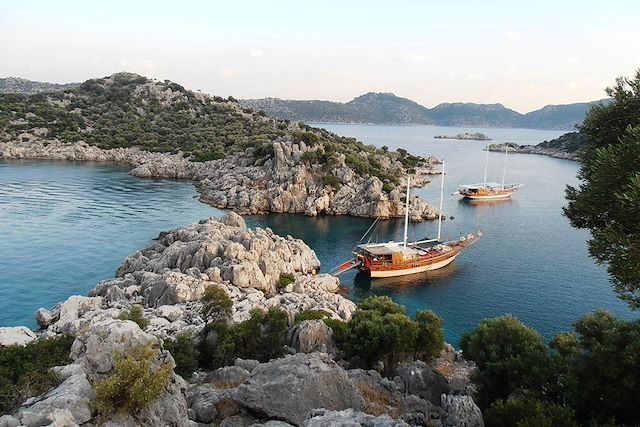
[368,252,460,277]
[464,192,513,200]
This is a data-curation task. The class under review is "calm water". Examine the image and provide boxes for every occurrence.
[1,125,636,344]
[0,160,218,328]
[245,124,636,344]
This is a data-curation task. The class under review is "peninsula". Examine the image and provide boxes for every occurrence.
[0,72,443,222]
[487,132,589,161]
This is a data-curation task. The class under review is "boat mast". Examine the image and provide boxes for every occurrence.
[501,144,509,188]
[483,143,489,186]
[403,175,410,247]
[437,160,445,241]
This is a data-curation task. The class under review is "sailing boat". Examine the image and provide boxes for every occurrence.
[455,144,523,200]
[333,161,481,278]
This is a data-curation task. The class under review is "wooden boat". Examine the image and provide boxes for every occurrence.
[454,144,523,200]
[332,161,481,278]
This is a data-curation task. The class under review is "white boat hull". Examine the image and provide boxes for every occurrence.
[464,192,513,200]
[368,253,460,278]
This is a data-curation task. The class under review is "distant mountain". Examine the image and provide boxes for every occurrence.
[242,92,434,125]
[241,93,610,130]
[0,77,79,94]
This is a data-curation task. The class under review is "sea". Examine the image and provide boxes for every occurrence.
[1,125,636,344]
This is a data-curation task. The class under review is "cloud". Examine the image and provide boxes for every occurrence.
[406,53,431,62]
[249,49,263,57]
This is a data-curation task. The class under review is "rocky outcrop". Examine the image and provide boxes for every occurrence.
[286,320,334,354]
[10,317,189,427]
[0,326,37,346]
[0,140,443,222]
[434,132,491,141]
[305,408,410,426]
[487,142,579,161]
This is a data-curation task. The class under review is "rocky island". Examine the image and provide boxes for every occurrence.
[434,133,491,141]
[0,213,484,426]
[487,132,589,161]
[0,73,444,222]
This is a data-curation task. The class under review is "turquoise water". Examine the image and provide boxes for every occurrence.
[0,160,219,328]
[1,125,637,344]
[249,124,637,344]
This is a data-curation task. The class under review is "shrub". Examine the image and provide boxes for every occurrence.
[201,286,233,323]
[294,309,330,325]
[321,175,341,189]
[460,315,552,408]
[117,305,149,330]
[0,335,73,415]
[164,331,200,378]
[328,296,445,377]
[203,307,289,369]
[94,342,172,414]
[414,310,444,362]
[484,398,578,427]
[276,273,295,290]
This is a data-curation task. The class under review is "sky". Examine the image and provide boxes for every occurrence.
[1,0,639,112]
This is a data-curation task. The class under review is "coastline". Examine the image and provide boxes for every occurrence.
[487,142,580,161]
[0,140,444,222]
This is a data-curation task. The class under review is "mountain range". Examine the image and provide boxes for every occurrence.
[0,77,607,130]
[241,92,610,130]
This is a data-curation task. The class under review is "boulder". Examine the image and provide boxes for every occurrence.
[440,395,484,427]
[304,408,410,427]
[0,326,36,346]
[396,361,451,406]
[206,366,251,389]
[231,353,364,425]
[286,320,334,354]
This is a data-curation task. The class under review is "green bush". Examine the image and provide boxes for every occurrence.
[164,331,200,378]
[202,307,289,369]
[325,296,445,377]
[94,342,172,414]
[201,286,233,323]
[321,175,341,189]
[0,335,73,415]
[484,398,578,427]
[294,309,330,325]
[276,273,295,290]
[460,315,552,408]
[117,305,149,330]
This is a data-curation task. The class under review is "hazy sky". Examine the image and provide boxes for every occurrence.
[2,0,639,112]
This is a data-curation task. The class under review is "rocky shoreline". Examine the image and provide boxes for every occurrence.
[0,213,483,427]
[487,142,579,161]
[0,139,444,223]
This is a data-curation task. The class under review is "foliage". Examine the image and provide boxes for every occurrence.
[201,307,289,369]
[201,285,233,323]
[459,315,552,408]
[557,310,640,425]
[564,70,640,308]
[321,175,341,189]
[164,331,200,378]
[294,309,330,325]
[484,398,578,427]
[414,310,445,361]
[94,341,173,414]
[0,335,73,415]
[325,296,444,376]
[117,305,149,330]
[276,273,295,290]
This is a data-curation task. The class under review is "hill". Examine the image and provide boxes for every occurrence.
[0,72,442,221]
[0,77,79,94]
[242,93,610,130]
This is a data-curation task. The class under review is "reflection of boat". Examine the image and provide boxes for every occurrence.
[332,161,481,278]
[454,144,523,200]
